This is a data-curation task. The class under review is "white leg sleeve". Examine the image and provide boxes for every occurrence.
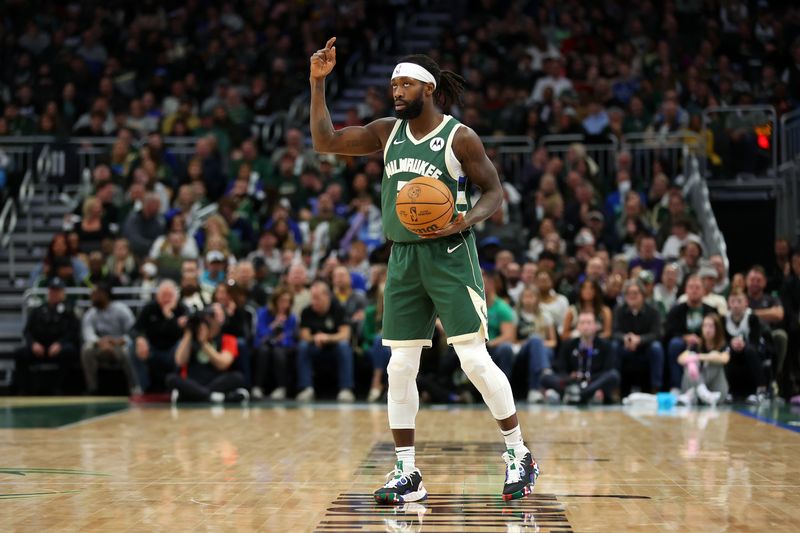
[453,337,517,420]
[387,346,422,429]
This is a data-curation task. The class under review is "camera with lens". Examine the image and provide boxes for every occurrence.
[185,309,211,338]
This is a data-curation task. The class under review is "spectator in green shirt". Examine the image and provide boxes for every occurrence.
[361,282,390,403]
[230,138,274,190]
[484,271,517,379]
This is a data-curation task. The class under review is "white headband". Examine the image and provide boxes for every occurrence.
[391,62,437,88]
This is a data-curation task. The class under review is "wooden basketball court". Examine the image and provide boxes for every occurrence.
[1,397,798,532]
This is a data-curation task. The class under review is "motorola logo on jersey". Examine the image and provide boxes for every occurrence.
[430,137,444,151]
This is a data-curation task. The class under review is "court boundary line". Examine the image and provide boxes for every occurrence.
[734,408,800,434]
[55,406,131,430]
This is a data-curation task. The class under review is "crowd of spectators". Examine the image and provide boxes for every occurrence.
[409,0,800,180]
[6,1,800,403]
[1,1,399,137]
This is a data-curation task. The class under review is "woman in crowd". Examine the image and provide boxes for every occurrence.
[75,196,113,254]
[561,279,613,340]
[30,232,88,286]
[515,286,558,404]
[105,238,138,287]
[252,287,297,401]
[677,313,730,406]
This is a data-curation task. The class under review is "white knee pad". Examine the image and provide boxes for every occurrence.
[387,346,422,429]
[453,338,516,420]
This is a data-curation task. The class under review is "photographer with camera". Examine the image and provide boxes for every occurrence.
[541,312,620,404]
[166,303,248,403]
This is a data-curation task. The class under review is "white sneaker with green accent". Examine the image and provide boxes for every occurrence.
[374,461,427,504]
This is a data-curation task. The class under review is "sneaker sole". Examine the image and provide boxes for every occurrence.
[374,486,428,505]
[502,482,534,501]
[502,462,539,501]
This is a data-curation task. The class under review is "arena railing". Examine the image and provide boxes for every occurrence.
[481,136,535,184]
[780,107,800,165]
[0,189,17,283]
[620,131,705,185]
[682,152,729,270]
[775,161,800,241]
[21,286,156,329]
[538,134,619,181]
[0,166,35,284]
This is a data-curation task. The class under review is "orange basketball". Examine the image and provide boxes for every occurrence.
[395,176,455,236]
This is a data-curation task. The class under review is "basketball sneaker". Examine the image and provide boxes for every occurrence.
[296,387,315,402]
[374,461,428,505]
[226,388,250,404]
[501,449,539,501]
[269,387,286,400]
[527,389,544,404]
[337,388,355,402]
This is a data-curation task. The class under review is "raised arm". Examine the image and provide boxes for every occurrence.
[309,37,394,156]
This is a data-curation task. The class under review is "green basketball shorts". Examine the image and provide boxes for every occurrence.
[382,231,488,347]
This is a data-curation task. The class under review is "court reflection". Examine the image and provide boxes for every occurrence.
[318,492,570,532]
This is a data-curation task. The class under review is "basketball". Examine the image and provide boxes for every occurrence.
[395,176,455,235]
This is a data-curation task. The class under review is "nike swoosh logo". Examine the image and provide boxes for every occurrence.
[447,243,463,254]
[393,139,405,145]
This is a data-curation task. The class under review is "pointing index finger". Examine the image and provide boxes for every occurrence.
[325,37,336,49]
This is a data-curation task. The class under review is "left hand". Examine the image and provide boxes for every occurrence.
[628,334,641,351]
[420,213,467,239]
[48,342,62,358]
[313,332,328,348]
[731,336,745,352]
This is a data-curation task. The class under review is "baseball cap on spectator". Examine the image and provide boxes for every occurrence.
[48,277,66,290]
[698,263,718,279]
[206,250,226,263]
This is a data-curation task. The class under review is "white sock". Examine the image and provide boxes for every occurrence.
[501,425,529,457]
[396,446,415,473]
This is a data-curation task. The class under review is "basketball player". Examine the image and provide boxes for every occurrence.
[309,37,538,503]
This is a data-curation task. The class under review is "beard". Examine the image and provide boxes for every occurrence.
[395,95,424,119]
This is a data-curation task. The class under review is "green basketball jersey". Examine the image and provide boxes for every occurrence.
[381,115,472,243]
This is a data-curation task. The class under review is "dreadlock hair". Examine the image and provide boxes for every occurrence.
[399,54,465,110]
